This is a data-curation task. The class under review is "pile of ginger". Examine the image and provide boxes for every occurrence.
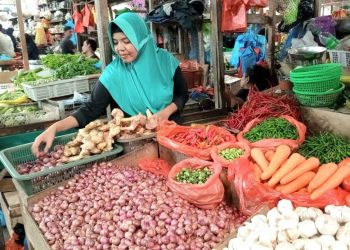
[64,108,158,161]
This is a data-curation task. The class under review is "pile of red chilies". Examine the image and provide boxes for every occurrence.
[224,89,301,131]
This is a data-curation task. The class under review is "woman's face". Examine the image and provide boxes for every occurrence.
[82,41,90,54]
[112,32,137,63]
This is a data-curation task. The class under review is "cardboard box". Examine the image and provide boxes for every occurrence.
[0,71,17,84]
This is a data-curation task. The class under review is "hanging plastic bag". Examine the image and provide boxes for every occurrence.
[221,0,247,33]
[231,158,348,215]
[167,158,225,209]
[238,46,259,77]
[157,124,236,160]
[35,24,47,46]
[210,141,251,167]
[138,158,171,178]
[247,0,268,8]
[230,28,266,67]
[72,5,84,33]
[237,115,306,152]
[81,3,95,28]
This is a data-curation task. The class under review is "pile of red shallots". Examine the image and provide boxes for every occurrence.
[17,145,68,175]
[30,162,246,250]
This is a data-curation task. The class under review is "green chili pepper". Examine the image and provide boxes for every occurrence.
[219,148,245,161]
[243,118,298,143]
[175,167,212,184]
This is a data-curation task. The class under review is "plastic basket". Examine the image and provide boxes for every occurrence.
[0,133,123,195]
[293,84,345,107]
[292,76,341,92]
[290,63,342,79]
[46,93,90,119]
[117,133,155,154]
[22,78,90,101]
[0,102,60,128]
[328,50,350,67]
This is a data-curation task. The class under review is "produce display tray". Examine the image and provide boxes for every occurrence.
[21,74,99,101]
[0,133,123,195]
[0,102,60,128]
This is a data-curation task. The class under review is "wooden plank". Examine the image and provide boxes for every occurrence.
[0,178,15,193]
[267,0,276,67]
[211,0,225,109]
[95,0,112,69]
[0,192,23,235]
[247,14,268,24]
[15,0,29,70]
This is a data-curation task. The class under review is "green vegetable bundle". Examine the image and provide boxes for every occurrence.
[299,132,350,164]
[243,117,298,143]
[0,104,38,115]
[0,90,26,101]
[219,148,245,161]
[42,54,100,79]
[175,167,212,184]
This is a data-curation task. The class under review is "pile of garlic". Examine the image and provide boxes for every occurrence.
[225,199,350,250]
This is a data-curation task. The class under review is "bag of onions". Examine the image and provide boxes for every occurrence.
[167,158,225,209]
[157,123,236,160]
[210,141,250,167]
[237,115,306,152]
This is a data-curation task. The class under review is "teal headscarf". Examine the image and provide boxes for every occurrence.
[99,13,179,116]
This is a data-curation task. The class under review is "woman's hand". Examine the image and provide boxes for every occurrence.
[31,126,57,157]
[154,103,178,122]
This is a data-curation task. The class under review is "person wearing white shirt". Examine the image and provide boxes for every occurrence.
[0,24,15,58]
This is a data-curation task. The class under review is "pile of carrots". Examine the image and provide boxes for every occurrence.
[251,145,350,200]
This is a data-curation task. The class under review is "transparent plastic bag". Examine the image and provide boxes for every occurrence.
[210,141,251,167]
[167,158,225,209]
[237,115,306,152]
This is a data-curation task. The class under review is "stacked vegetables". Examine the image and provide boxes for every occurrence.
[13,68,54,86]
[251,144,350,200]
[224,89,300,132]
[299,132,350,164]
[0,89,28,104]
[30,162,246,249]
[175,167,212,184]
[243,118,298,142]
[169,125,233,149]
[42,54,100,80]
[225,199,350,250]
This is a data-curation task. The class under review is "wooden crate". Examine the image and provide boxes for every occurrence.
[0,177,15,193]
[16,142,241,249]
[0,191,22,235]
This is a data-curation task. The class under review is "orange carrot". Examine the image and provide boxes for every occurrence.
[308,163,338,192]
[280,157,320,185]
[265,150,275,162]
[281,171,316,194]
[268,153,303,187]
[261,145,291,181]
[311,165,350,200]
[253,163,262,182]
[251,148,269,171]
[298,187,308,193]
[275,184,285,192]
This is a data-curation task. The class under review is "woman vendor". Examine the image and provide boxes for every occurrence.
[32,13,188,156]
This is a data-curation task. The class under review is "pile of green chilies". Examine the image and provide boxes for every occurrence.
[244,118,298,143]
[299,132,350,164]
[219,148,245,161]
[175,167,212,184]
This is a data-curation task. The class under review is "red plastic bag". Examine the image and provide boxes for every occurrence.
[237,115,306,152]
[157,124,236,160]
[81,3,95,28]
[167,158,225,209]
[231,158,347,216]
[247,0,268,8]
[72,5,84,33]
[221,0,247,32]
[210,141,251,167]
[138,158,171,178]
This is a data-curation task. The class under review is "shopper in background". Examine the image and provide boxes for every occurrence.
[0,24,15,57]
[5,28,18,52]
[226,62,279,108]
[82,38,99,59]
[25,34,40,60]
[32,12,188,156]
[60,26,75,54]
